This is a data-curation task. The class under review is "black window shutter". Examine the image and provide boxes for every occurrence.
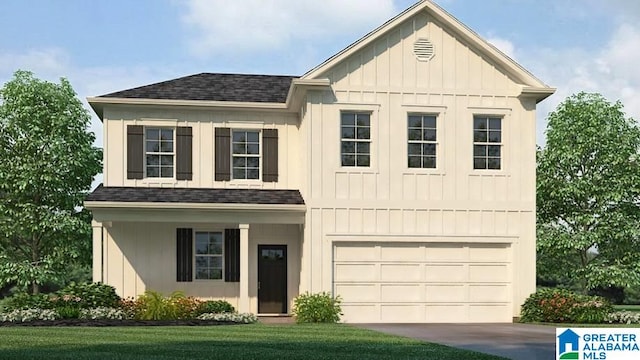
[215,128,231,181]
[176,228,193,282]
[224,229,240,282]
[176,127,193,180]
[127,125,144,179]
[262,129,278,182]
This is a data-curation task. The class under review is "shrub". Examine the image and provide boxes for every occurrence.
[171,296,202,319]
[57,282,120,309]
[521,288,612,323]
[197,312,257,323]
[607,311,640,324]
[196,300,235,315]
[134,290,199,320]
[2,293,53,311]
[292,292,342,323]
[79,307,127,320]
[0,309,58,322]
[119,297,140,319]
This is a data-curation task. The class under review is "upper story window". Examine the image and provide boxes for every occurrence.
[473,116,502,170]
[232,130,260,180]
[408,114,437,169]
[145,128,174,178]
[341,112,370,167]
[195,231,223,280]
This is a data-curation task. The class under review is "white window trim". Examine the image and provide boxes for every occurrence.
[193,230,225,281]
[402,105,447,175]
[337,104,379,172]
[468,107,511,175]
[231,129,262,182]
[144,127,175,179]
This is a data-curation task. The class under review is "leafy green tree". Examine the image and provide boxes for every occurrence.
[0,70,101,294]
[537,92,640,291]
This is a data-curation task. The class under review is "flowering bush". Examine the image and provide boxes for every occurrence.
[197,312,257,323]
[292,292,342,323]
[57,282,121,309]
[606,311,640,324]
[521,288,612,323]
[0,309,58,322]
[79,307,127,320]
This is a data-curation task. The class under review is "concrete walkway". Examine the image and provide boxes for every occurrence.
[356,323,556,360]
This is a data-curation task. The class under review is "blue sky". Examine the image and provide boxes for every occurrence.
[1,0,639,148]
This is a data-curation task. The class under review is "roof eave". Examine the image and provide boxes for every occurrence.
[520,86,557,103]
[87,96,290,120]
[84,200,306,212]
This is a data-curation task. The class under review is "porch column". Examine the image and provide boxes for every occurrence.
[238,224,250,313]
[91,220,103,283]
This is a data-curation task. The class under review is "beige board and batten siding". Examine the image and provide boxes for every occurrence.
[298,12,536,322]
[100,222,301,314]
[102,106,301,190]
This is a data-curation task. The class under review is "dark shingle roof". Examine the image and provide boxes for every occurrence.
[99,73,298,103]
[86,185,305,205]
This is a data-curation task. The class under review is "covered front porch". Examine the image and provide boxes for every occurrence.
[85,186,306,315]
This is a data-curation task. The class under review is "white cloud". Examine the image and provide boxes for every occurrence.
[179,0,397,57]
[486,37,516,59]
[521,21,640,145]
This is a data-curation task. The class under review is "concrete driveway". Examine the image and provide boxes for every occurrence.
[356,323,555,360]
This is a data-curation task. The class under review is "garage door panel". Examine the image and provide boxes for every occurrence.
[425,264,466,282]
[335,284,378,302]
[469,285,509,302]
[335,245,377,261]
[426,285,466,302]
[341,304,377,322]
[381,284,422,302]
[469,244,509,261]
[380,244,424,261]
[381,305,425,322]
[425,244,467,261]
[469,264,509,282]
[381,264,422,281]
[334,264,377,281]
[334,242,512,323]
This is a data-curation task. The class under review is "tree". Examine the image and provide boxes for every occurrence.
[537,92,640,292]
[0,70,101,294]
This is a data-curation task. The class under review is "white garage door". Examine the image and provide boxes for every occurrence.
[333,242,512,323]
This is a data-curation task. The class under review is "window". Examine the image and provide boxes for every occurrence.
[195,231,223,280]
[341,112,371,167]
[145,128,174,178]
[473,116,502,170]
[232,130,260,180]
[408,114,437,168]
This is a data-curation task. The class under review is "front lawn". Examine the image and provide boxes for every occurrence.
[0,323,505,359]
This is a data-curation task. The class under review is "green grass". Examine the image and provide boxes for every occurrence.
[0,323,505,360]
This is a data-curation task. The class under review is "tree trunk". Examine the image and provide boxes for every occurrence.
[31,234,39,295]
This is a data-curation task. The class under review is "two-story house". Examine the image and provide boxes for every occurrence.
[85,0,554,323]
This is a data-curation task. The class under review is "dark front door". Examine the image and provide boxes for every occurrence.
[258,245,287,314]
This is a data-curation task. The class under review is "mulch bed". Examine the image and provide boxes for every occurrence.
[0,319,242,327]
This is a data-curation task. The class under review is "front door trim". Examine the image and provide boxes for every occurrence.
[257,244,287,314]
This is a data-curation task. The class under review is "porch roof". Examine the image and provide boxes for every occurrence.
[86,185,305,205]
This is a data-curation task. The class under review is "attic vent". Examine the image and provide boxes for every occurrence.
[414,38,435,61]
